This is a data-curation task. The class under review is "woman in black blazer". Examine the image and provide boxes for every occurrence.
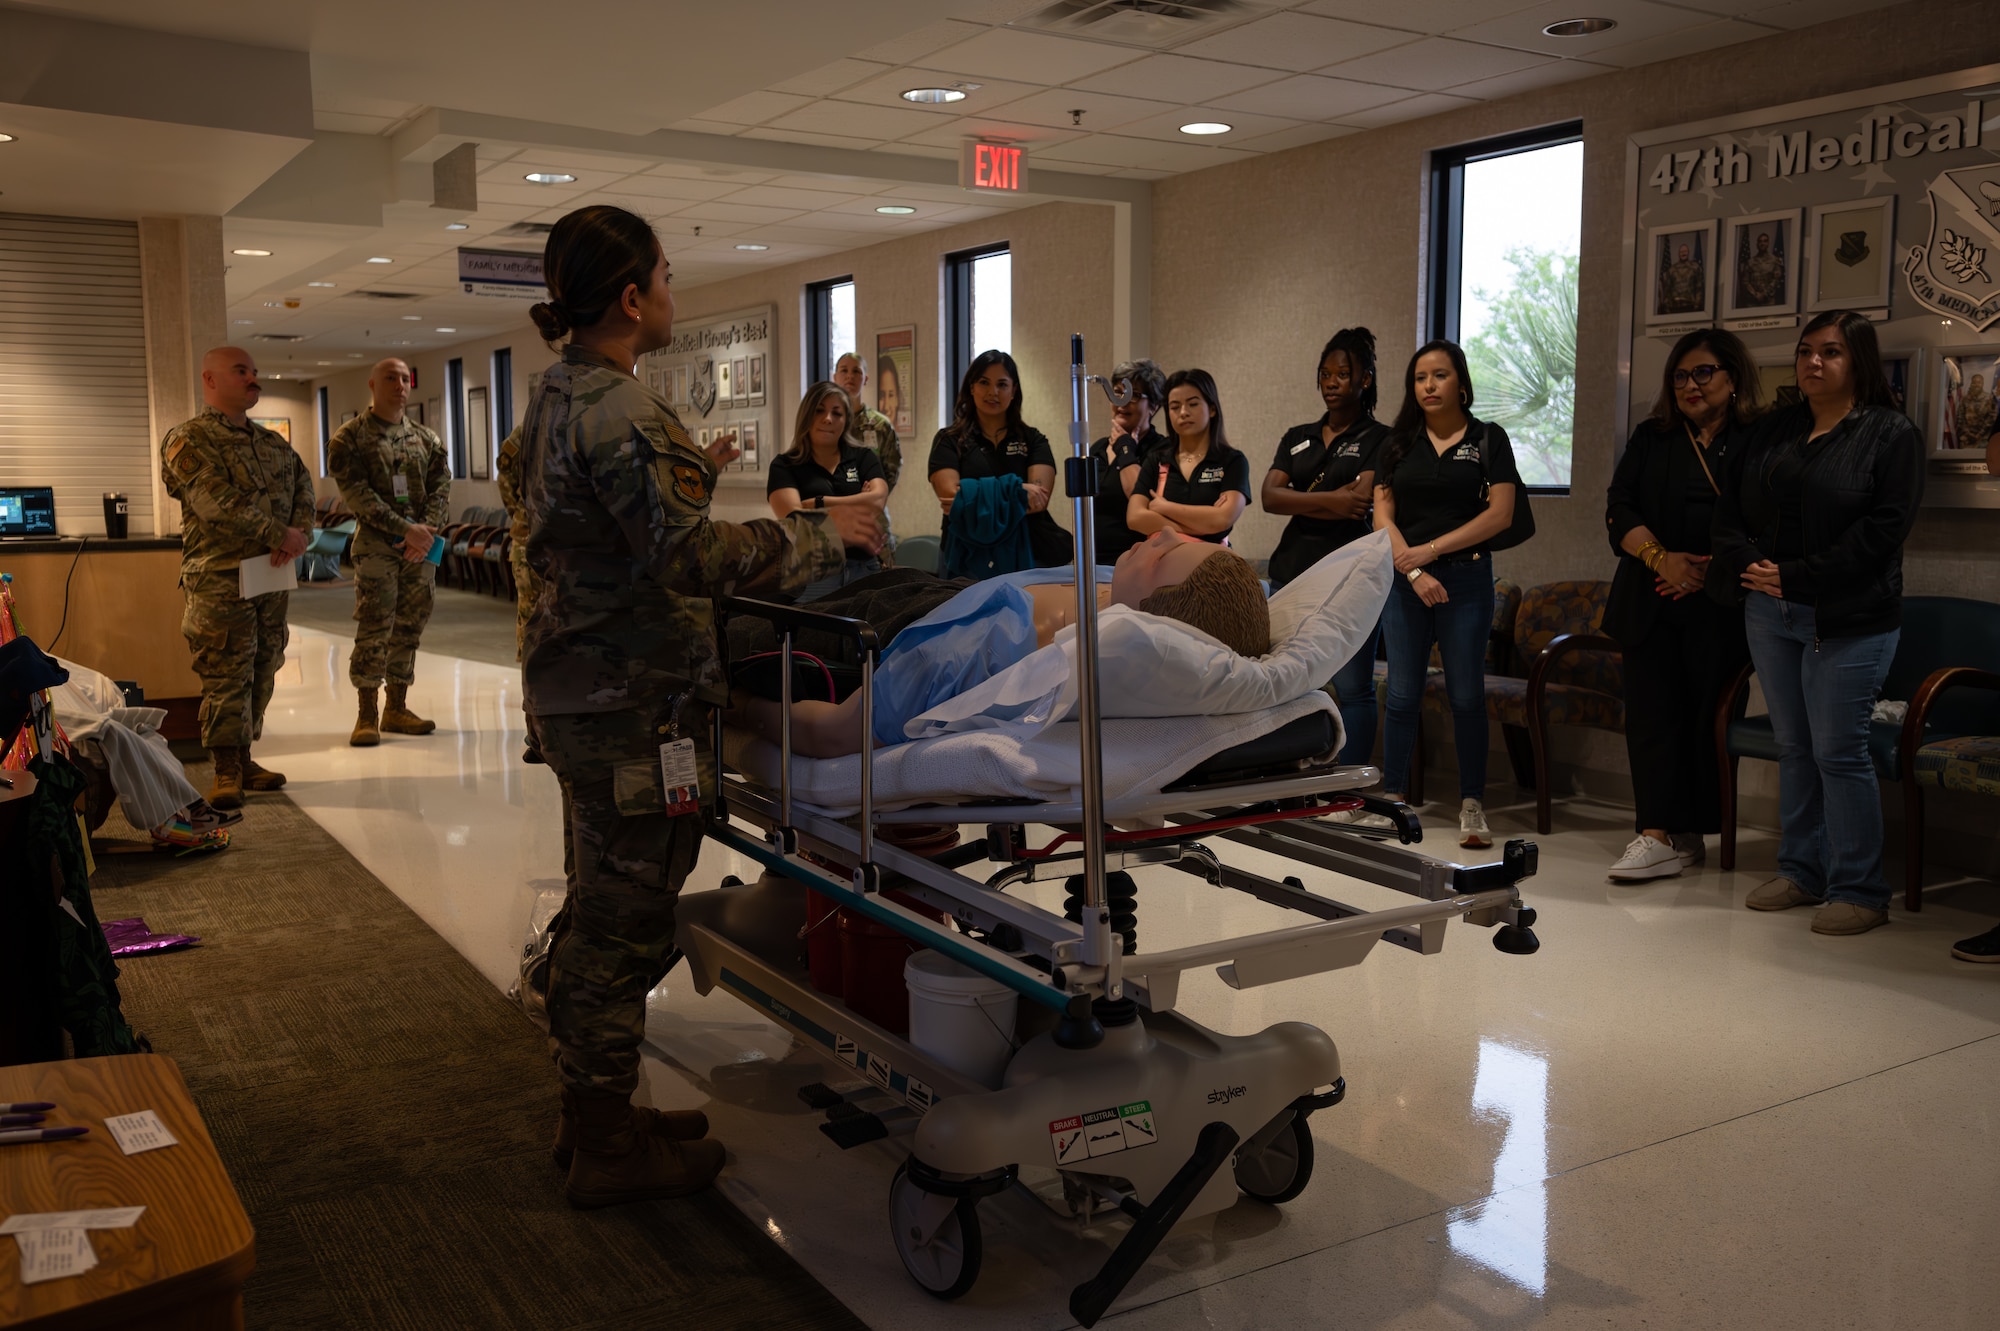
[1602,328,1760,882]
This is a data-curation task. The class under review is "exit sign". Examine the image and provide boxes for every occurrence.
[960,140,1024,193]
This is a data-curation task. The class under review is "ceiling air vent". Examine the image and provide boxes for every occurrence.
[496,221,555,238]
[253,333,306,342]
[1012,0,1261,48]
[349,290,423,301]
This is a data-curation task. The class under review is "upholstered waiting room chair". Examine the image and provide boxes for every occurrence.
[1480,580,1623,835]
[1716,596,2000,910]
[896,535,940,575]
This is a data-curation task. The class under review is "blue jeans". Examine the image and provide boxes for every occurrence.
[1744,595,1898,909]
[1381,559,1494,801]
[1330,617,1382,766]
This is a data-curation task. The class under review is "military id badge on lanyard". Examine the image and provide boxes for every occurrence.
[660,693,700,816]
[392,472,410,502]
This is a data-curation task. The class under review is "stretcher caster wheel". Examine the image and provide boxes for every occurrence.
[1235,1113,1315,1205]
[889,1162,983,1299]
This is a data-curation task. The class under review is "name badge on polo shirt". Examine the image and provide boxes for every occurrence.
[1200,467,1223,484]
[1006,440,1028,457]
[1291,439,1314,455]
[392,473,410,499]
[843,465,858,482]
[1453,440,1482,464]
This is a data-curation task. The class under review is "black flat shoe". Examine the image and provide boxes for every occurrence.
[1950,922,2000,963]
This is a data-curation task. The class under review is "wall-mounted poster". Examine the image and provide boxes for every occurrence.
[638,304,778,485]
[1809,196,1895,312]
[250,416,292,444]
[1723,209,1800,320]
[1936,349,2000,452]
[1645,220,1716,325]
[875,324,917,438]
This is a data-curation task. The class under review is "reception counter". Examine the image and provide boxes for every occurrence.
[0,537,201,733]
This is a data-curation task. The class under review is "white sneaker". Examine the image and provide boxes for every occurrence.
[1670,833,1705,868]
[1609,834,1682,882]
[1458,799,1491,849]
[1324,807,1395,831]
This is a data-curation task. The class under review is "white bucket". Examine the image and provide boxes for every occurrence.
[905,949,1019,1089]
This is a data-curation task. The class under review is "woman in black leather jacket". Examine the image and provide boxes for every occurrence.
[1602,328,1759,883]
[1711,310,1924,936]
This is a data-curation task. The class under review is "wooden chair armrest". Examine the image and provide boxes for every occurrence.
[1525,633,1622,711]
[1900,666,2000,771]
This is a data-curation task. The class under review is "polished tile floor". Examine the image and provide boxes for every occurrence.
[261,626,1999,1330]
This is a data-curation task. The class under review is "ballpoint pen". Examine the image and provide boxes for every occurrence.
[0,1126,89,1145]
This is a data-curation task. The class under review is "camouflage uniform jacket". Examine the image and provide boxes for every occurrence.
[160,406,315,577]
[520,344,844,717]
[852,405,901,490]
[327,411,451,542]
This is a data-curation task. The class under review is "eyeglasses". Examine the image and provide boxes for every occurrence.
[1671,364,1724,387]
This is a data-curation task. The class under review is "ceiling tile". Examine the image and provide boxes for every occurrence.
[831,65,1042,114]
[686,90,815,127]
[768,58,893,97]
[601,174,743,202]
[1033,135,1178,169]
[1070,53,1272,103]
[854,19,987,65]
[642,162,775,184]
[1319,37,1552,91]
[1229,122,1361,154]
[921,27,1143,85]
[1448,57,1614,100]
[1449,0,1705,57]
[1172,13,1413,72]
[1295,0,1541,35]
[1210,74,1407,121]
[897,117,1085,150]
[1105,105,1304,146]
[1585,17,1780,68]
[1743,0,1899,28]
[478,181,596,207]
[1335,91,1480,128]
[717,183,867,211]
[980,87,1182,134]
[765,100,945,140]
[665,200,808,225]
[658,216,750,240]
[1107,138,1261,173]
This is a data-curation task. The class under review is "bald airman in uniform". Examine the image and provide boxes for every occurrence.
[160,346,315,809]
[327,357,450,746]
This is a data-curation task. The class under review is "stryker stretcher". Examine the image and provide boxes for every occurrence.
[671,337,1541,1326]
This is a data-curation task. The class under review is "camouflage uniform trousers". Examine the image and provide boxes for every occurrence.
[181,568,290,748]
[349,530,437,690]
[529,705,709,1096]
[510,546,539,662]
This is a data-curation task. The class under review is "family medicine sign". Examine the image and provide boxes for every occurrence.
[458,247,546,299]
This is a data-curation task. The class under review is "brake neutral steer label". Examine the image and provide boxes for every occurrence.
[1050,1100,1158,1164]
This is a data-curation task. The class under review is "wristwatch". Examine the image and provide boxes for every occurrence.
[1406,567,1425,585]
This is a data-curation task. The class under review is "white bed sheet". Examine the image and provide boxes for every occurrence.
[723,692,1339,817]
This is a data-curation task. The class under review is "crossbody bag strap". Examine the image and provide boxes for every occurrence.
[1683,421,1721,495]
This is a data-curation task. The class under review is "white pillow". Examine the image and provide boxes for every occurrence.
[904,531,1392,739]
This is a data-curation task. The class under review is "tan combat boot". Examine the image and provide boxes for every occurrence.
[239,746,286,791]
[564,1090,725,1208]
[206,747,244,810]
[551,1085,709,1169]
[350,688,381,747]
[380,683,436,735]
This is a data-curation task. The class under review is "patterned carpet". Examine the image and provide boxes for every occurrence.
[87,774,864,1331]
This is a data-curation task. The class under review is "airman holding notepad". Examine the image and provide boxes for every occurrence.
[159,346,315,810]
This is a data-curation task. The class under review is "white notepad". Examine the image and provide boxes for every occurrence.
[238,557,299,599]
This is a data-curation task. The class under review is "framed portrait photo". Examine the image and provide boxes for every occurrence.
[1808,196,1895,313]
[732,358,749,408]
[740,419,759,469]
[1722,209,1801,319]
[716,359,734,404]
[748,353,766,405]
[1645,219,1717,325]
[1933,348,2000,453]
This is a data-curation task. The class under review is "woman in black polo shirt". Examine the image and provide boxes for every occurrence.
[1372,340,1521,849]
[928,349,1070,568]
[768,381,888,600]
[1263,327,1389,764]
[1128,368,1250,546]
[1087,358,1167,566]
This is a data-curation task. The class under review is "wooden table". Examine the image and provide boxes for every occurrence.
[0,1055,254,1329]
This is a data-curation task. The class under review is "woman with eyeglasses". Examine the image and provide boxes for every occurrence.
[1602,329,1761,882]
[1712,310,1925,936]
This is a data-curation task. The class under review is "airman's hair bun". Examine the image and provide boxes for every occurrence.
[529,301,569,342]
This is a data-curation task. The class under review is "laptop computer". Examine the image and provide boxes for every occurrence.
[0,486,59,539]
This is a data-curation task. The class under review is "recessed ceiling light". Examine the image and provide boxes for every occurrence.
[308,281,335,287]
[1543,16,1616,35]
[401,314,422,321]
[735,243,769,251]
[435,327,457,333]
[317,361,332,366]
[0,133,15,143]
[366,256,393,263]
[231,319,254,325]
[524,172,576,184]
[348,353,364,358]
[232,248,272,257]
[1179,121,1231,136]
[876,205,917,215]
[445,222,469,230]
[901,87,967,105]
